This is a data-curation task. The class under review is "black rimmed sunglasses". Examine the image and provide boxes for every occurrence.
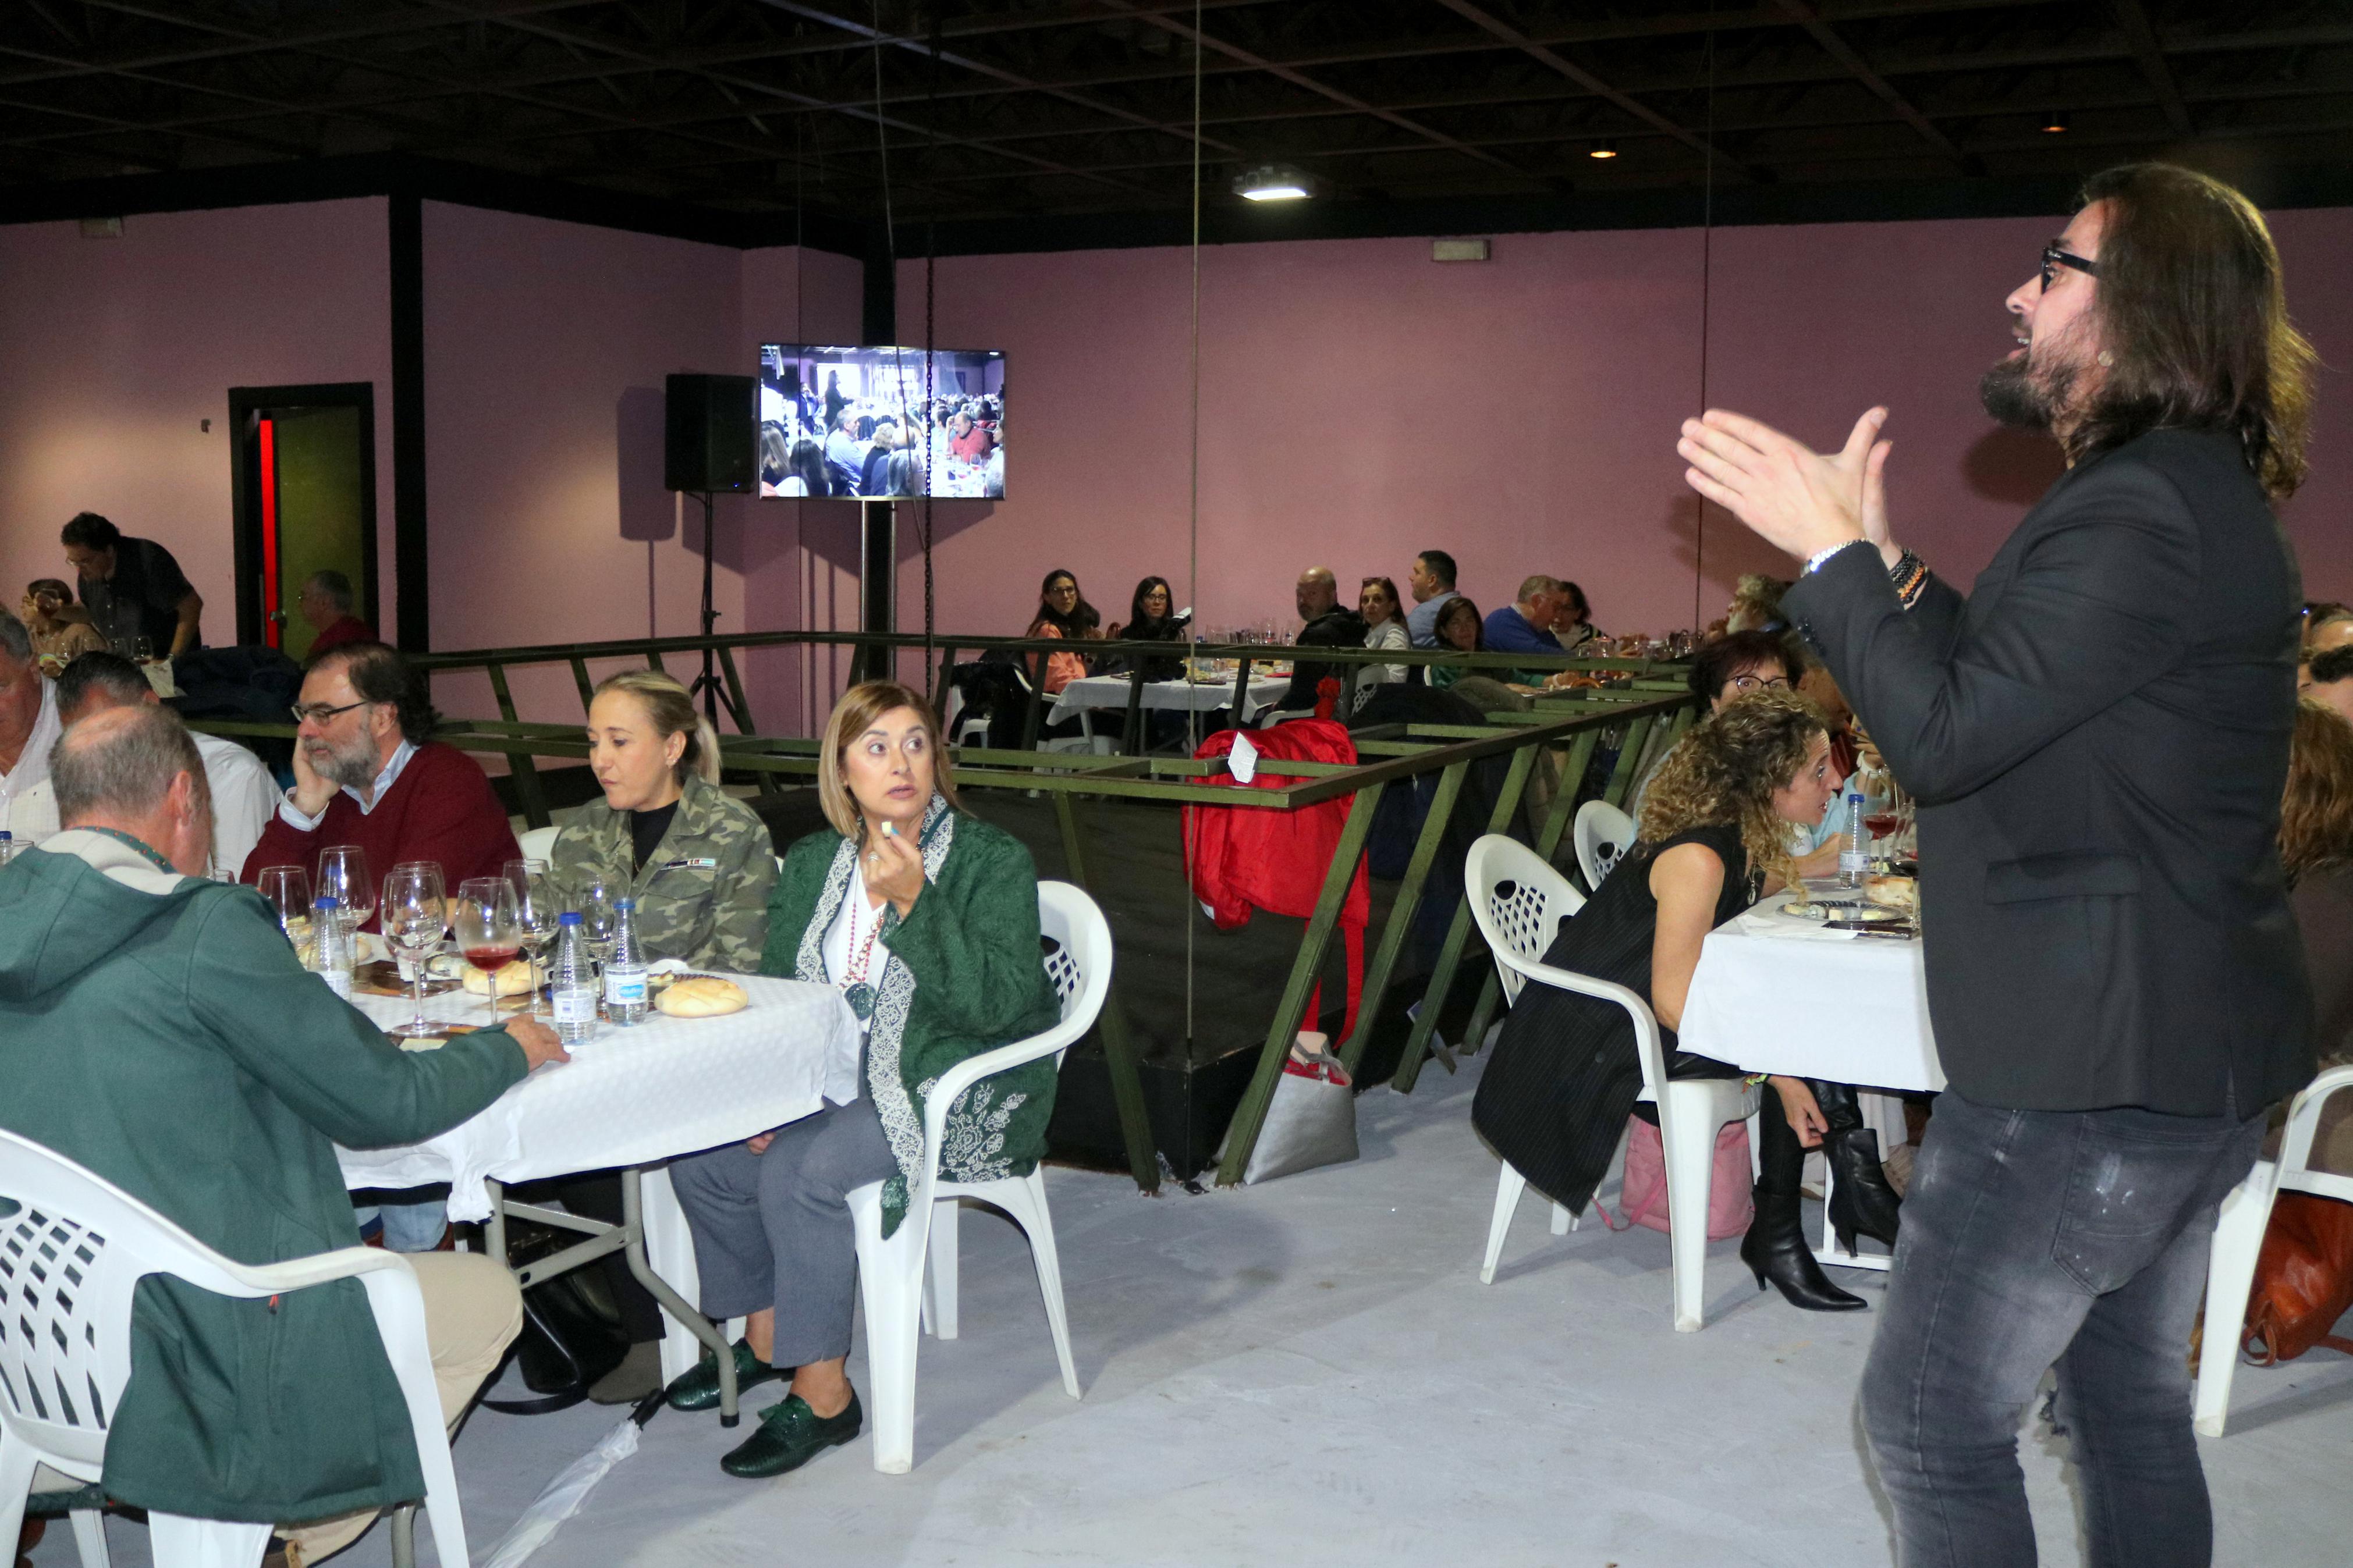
[2040,244,2099,290]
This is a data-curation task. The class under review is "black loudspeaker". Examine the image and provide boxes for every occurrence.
[663,373,757,493]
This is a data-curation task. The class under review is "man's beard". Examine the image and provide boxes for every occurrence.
[308,733,381,790]
[1979,351,2079,431]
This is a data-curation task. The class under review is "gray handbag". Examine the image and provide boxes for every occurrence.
[1219,1036,1358,1184]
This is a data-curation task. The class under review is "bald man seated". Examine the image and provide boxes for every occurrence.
[1270,566,1369,716]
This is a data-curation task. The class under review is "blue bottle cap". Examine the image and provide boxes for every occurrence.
[559,911,583,925]
[616,897,636,911]
[316,895,340,909]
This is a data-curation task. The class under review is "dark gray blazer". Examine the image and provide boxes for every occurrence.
[1785,427,2312,1117]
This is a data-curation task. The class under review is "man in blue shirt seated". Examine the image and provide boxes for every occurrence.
[1482,575,1569,657]
[1403,550,1461,648]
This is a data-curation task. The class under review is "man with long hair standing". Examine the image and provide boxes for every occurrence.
[1678,164,2315,1565]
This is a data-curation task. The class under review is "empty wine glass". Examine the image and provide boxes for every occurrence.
[572,876,617,970]
[381,862,449,1039]
[257,865,313,961]
[506,859,559,1020]
[452,877,523,1031]
[317,845,375,936]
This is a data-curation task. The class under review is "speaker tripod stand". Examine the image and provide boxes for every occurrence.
[686,489,726,727]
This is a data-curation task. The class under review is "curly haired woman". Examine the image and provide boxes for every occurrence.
[1473,688,1896,1311]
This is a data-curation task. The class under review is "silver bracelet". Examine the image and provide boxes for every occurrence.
[1802,538,1872,577]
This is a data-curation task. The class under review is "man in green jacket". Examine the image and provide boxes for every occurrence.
[0,705,569,1565]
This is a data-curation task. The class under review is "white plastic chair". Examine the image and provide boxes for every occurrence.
[2193,1062,2353,1435]
[1573,799,1634,894]
[516,824,561,863]
[1463,834,1758,1332]
[0,1130,469,1568]
[844,880,1111,1473]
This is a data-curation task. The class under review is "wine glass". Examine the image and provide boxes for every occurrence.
[381,862,449,1039]
[257,865,313,961]
[506,859,560,1020]
[572,876,618,970]
[317,845,374,936]
[452,877,523,1031]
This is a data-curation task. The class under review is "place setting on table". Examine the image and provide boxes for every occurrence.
[246,843,859,1407]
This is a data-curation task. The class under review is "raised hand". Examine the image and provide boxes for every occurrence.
[1679,407,1892,564]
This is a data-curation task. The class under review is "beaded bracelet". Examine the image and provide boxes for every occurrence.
[1888,549,1929,610]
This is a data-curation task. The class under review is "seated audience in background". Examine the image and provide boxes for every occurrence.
[2282,699,2353,1172]
[824,411,867,493]
[1104,575,1188,684]
[662,682,1059,1478]
[1724,572,1791,634]
[0,610,62,838]
[1025,568,1101,697]
[540,668,775,1399]
[246,641,523,1254]
[1552,580,1607,653]
[1474,691,1894,1314]
[1482,576,1568,657]
[19,578,107,669]
[1404,549,1461,648]
[4,652,276,869]
[1273,566,1369,713]
[298,568,375,656]
[2303,646,2353,725]
[1357,575,1411,698]
[2306,600,2353,655]
[61,510,204,659]
[1426,595,1484,689]
[0,703,562,1565]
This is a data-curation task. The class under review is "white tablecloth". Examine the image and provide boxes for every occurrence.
[337,975,858,1221]
[1677,891,1945,1093]
[1048,673,1291,726]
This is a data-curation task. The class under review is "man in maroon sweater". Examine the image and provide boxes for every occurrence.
[242,642,519,927]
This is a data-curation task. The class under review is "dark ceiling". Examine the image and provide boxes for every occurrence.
[4,1,2351,235]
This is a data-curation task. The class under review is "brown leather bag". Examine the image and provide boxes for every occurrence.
[2242,1191,2353,1365]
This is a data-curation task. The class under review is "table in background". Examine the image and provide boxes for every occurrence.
[1676,891,1944,1272]
[1049,673,1293,750]
[339,975,857,1404]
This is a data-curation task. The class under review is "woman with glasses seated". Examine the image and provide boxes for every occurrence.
[661,681,1061,1478]
[1628,631,1837,870]
[1475,689,1900,1313]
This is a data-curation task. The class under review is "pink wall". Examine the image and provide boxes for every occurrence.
[0,198,393,640]
[898,211,2353,647]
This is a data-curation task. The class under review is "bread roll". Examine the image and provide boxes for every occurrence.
[657,976,748,1018]
[1865,874,1918,913]
[460,959,538,997]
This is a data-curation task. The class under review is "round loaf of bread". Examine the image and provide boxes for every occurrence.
[459,959,538,997]
[1865,874,1918,913]
[657,976,748,1018]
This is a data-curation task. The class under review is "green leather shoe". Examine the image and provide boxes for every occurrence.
[719,1390,863,1478]
[662,1339,786,1413]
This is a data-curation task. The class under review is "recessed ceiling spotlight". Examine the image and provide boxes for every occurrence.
[1234,163,1312,201]
[2042,110,2070,134]
[1589,139,1619,159]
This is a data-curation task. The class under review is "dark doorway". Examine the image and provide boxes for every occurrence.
[228,383,378,657]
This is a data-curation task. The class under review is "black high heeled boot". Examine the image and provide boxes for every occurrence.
[1810,1080,1903,1252]
[1740,1088,1866,1313]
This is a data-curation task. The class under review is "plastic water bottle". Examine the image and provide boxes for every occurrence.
[605,897,649,1026]
[549,911,598,1046]
[1839,790,1870,887]
[310,895,354,1000]
[0,830,16,867]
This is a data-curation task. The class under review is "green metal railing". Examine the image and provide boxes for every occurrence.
[211,629,1695,1192]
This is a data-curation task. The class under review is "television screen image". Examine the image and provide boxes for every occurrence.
[757,343,1005,500]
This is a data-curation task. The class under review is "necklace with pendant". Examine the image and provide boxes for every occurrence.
[841,896,883,1021]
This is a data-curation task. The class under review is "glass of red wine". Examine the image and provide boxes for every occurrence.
[452,876,523,1032]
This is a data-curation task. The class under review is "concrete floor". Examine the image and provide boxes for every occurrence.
[34,1055,2353,1568]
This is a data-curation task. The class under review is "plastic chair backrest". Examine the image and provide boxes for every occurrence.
[1574,800,1635,893]
[516,824,561,865]
[1465,834,1585,1007]
[2277,1063,2353,1207]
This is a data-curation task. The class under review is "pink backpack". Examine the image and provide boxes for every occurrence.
[1602,1115,1754,1240]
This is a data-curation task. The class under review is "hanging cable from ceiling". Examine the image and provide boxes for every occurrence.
[1693,24,1718,636]
[1184,0,1204,1052]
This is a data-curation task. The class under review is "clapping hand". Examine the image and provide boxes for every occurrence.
[1678,407,1896,566]
[865,820,927,916]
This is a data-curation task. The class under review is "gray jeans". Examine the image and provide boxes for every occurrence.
[669,1095,899,1368]
[1861,1090,2265,1567]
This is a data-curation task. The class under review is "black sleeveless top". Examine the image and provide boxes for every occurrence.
[1470,823,1758,1213]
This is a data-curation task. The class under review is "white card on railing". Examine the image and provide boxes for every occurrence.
[1228,731,1259,784]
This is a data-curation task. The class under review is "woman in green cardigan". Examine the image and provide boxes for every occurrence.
[664,680,1060,1478]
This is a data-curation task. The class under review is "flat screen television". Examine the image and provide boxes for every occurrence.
[757,343,1005,500]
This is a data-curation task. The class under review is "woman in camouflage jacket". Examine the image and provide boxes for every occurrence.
[549,669,775,970]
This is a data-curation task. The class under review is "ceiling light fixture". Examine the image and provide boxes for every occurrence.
[1589,139,1619,159]
[2042,110,2069,134]
[1234,163,1312,201]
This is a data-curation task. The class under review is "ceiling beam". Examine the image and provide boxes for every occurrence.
[1770,0,1964,160]
[2109,0,2193,136]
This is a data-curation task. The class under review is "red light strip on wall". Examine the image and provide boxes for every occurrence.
[258,416,280,650]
